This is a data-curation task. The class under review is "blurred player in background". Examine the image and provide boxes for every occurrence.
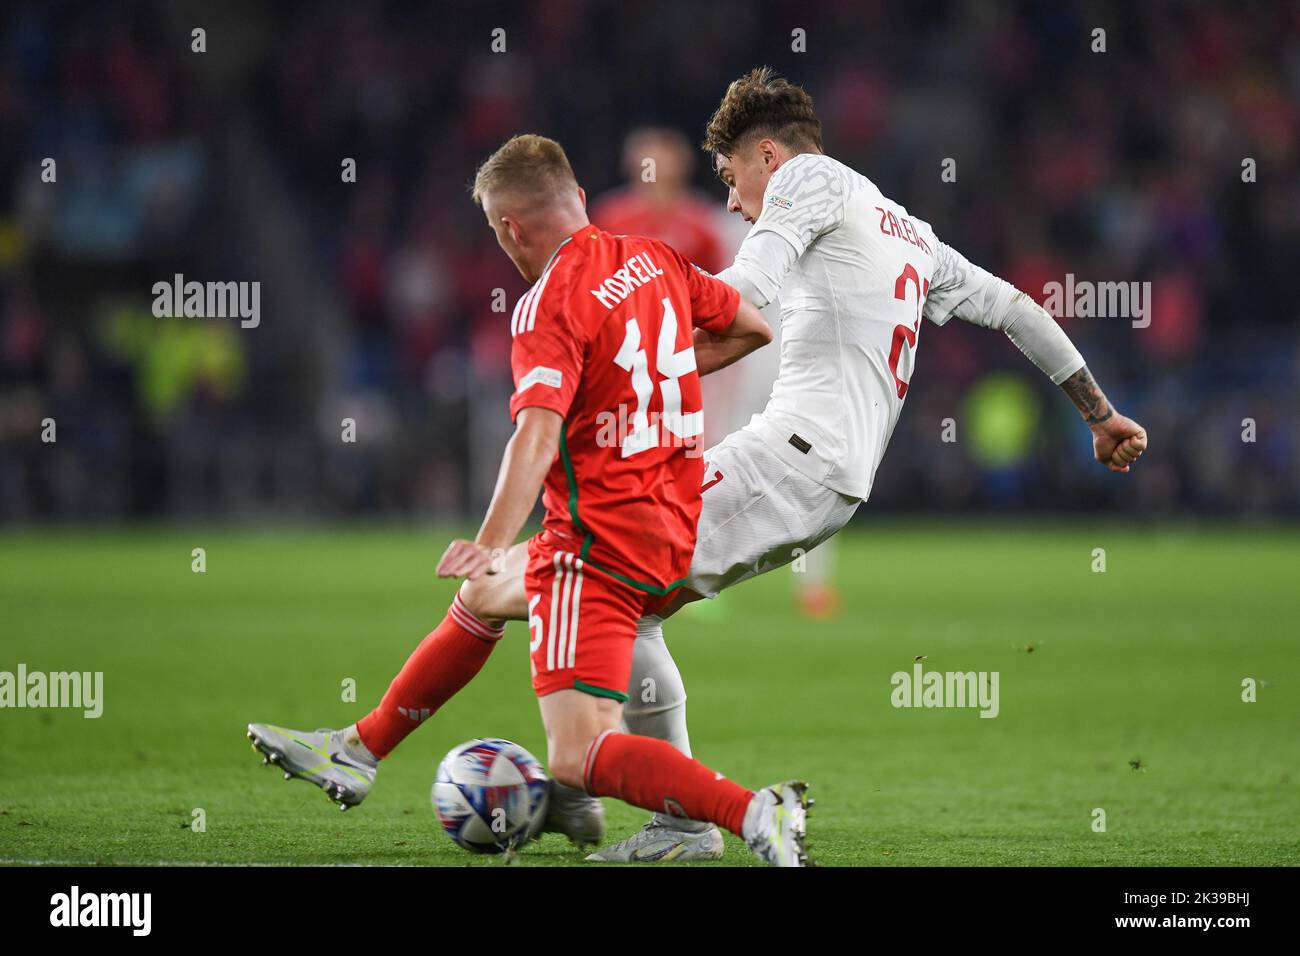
[591,127,729,275]
[594,128,842,620]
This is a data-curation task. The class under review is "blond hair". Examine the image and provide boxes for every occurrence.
[471,134,578,207]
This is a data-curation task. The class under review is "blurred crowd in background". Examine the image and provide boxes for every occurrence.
[1,0,1298,524]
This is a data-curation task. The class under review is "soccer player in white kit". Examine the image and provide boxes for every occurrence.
[583,67,1148,860]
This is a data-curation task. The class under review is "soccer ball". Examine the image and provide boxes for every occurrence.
[433,738,549,853]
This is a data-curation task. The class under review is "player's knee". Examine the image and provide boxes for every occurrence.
[457,579,505,629]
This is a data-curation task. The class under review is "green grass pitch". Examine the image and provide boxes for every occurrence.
[2,523,1297,866]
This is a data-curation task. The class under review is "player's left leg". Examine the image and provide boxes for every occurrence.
[333,543,531,760]
[355,538,530,761]
[352,535,600,842]
[341,542,530,778]
[458,539,531,624]
[246,586,506,810]
[246,723,378,810]
[249,537,603,841]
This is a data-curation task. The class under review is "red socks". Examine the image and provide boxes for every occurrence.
[356,595,754,838]
[583,730,753,835]
[356,593,503,759]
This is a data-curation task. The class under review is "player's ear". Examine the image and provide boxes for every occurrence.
[577,186,587,210]
[504,216,523,247]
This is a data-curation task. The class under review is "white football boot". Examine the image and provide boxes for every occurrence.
[542,781,606,846]
[586,816,725,863]
[247,723,377,810]
[741,780,813,867]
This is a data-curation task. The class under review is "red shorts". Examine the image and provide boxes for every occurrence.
[525,532,672,701]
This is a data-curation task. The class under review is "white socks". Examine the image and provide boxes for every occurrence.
[623,615,711,833]
[624,615,693,756]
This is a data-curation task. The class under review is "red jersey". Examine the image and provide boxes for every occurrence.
[591,189,729,274]
[508,226,740,592]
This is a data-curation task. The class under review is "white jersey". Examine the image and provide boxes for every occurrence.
[722,152,1080,501]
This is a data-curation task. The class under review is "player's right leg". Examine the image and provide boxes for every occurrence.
[529,556,813,868]
[594,429,855,859]
[585,615,724,862]
[546,697,813,868]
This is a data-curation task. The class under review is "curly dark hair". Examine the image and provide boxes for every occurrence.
[702,66,823,157]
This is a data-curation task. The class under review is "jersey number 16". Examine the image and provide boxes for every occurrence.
[612,296,703,457]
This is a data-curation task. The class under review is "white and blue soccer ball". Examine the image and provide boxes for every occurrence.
[433,738,549,853]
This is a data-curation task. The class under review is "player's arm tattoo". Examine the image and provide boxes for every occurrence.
[1060,365,1114,425]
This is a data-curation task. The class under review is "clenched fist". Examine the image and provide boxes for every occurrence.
[1091,414,1148,473]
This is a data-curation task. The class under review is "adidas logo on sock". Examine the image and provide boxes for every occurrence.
[397,707,432,723]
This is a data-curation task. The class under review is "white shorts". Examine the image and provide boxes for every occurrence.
[685,429,861,599]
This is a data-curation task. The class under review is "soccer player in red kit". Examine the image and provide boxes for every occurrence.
[248,134,812,865]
